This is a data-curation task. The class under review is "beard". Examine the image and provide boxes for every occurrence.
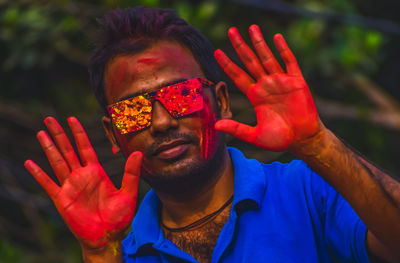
[140,131,228,199]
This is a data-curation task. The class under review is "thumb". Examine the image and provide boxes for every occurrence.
[215,119,256,143]
[121,151,142,195]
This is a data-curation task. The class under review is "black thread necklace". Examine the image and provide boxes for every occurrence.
[161,195,234,232]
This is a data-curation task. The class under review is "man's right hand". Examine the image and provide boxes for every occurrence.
[24,116,141,260]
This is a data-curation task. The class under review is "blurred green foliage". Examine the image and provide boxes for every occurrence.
[1,0,399,262]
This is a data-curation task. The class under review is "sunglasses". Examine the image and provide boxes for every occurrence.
[107,77,214,134]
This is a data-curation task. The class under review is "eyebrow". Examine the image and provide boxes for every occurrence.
[117,78,189,102]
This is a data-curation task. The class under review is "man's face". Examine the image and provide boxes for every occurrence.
[102,41,231,185]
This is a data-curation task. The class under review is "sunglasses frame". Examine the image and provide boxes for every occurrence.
[107,77,215,134]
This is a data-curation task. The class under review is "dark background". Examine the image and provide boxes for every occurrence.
[1,0,400,262]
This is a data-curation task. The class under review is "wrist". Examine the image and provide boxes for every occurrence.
[81,241,123,263]
[288,123,333,159]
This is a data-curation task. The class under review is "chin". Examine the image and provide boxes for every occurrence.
[141,140,226,196]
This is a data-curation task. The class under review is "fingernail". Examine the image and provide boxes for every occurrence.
[249,24,258,30]
[44,116,53,125]
[228,27,238,36]
[24,160,34,170]
[133,151,143,158]
[274,33,283,40]
[36,130,46,139]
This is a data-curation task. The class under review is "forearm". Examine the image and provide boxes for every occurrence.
[290,126,400,254]
[81,241,123,263]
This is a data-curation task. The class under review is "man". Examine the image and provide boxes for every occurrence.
[24,6,400,263]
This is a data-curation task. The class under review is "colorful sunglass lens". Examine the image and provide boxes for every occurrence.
[107,78,212,134]
[109,95,152,134]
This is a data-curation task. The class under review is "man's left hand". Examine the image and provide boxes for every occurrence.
[214,25,321,151]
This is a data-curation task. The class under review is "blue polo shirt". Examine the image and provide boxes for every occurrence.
[122,147,369,262]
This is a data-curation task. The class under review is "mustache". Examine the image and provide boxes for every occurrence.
[145,132,199,156]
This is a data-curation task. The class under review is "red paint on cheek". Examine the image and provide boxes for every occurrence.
[199,96,217,160]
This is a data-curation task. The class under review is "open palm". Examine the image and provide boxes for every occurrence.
[24,117,142,249]
[214,25,320,151]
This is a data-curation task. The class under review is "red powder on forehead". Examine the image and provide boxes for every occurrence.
[137,58,159,64]
[119,72,125,82]
[106,57,159,92]
[106,59,130,90]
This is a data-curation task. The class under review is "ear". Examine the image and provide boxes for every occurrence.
[214,81,232,119]
[102,116,121,154]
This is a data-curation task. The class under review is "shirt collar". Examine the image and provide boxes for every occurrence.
[125,147,267,254]
[228,147,267,213]
[124,190,162,255]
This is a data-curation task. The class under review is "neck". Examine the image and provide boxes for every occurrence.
[156,147,234,228]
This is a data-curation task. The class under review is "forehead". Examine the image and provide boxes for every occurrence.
[104,41,204,104]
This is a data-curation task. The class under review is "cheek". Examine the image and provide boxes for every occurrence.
[115,131,146,157]
[194,96,218,160]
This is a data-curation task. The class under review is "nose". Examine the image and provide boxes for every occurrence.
[149,100,179,134]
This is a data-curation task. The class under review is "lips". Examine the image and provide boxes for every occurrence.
[152,139,191,160]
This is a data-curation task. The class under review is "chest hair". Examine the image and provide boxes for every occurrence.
[162,206,231,263]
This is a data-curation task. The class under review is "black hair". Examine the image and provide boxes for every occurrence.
[88,6,222,114]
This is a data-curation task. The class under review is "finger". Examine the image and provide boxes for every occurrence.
[273,33,302,76]
[121,151,142,196]
[215,119,257,143]
[67,117,98,165]
[37,130,70,184]
[44,117,81,170]
[228,27,266,80]
[249,25,284,74]
[24,160,60,199]
[214,49,254,95]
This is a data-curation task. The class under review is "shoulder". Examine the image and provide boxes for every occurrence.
[228,147,329,194]
[229,147,314,181]
[261,159,336,202]
[262,159,318,184]
[263,159,311,173]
